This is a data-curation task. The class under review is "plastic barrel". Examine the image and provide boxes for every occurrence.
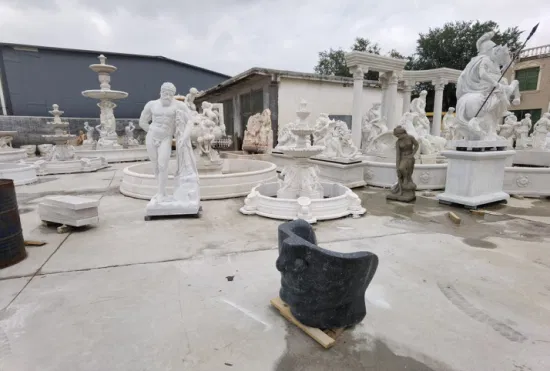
[0,179,27,268]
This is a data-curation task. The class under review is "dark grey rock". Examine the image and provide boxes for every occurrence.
[276,219,379,329]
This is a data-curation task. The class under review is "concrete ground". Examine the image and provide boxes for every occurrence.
[1,163,550,371]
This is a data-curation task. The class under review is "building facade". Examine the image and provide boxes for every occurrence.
[505,44,550,123]
[196,68,403,148]
[0,43,230,118]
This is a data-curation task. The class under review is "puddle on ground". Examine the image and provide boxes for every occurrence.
[273,324,444,371]
[358,188,550,247]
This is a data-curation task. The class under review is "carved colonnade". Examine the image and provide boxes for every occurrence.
[400,68,461,136]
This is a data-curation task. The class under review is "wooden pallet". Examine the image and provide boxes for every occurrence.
[270,297,345,349]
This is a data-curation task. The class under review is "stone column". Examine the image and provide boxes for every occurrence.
[402,81,413,114]
[385,72,399,129]
[379,73,389,122]
[351,67,366,148]
[432,78,447,136]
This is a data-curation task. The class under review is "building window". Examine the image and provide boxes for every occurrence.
[515,67,540,91]
[221,99,234,136]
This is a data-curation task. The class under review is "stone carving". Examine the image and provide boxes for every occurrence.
[406,91,447,154]
[498,112,520,148]
[83,122,96,145]
[531,113,550,150]
[0,134,14,150]
[386,127,419,202]
[441,107,456,140]
[76,130,86,146]
[275,124,299,150]
[455,31,521,141]
[124,122,139,147]
[516,175,530,188]
[276,219,379,329]
[38,144,54,158]
[515,114,532,149]
[313,114,360,159]
[188,101,226,172]
[185,87,201,111]
[242,109,273,154]
[139,82,200,217]
[361,103,388,153]
[419,171,431,184]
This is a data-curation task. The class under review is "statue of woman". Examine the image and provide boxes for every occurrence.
[441,107,456,140]
[531,113,550,150]
[515,113,532,149]
[386,127,419,202]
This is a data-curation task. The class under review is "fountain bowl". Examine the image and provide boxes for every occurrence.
[290,128,315,137]
[89,64,117,74]
[120,158,278,200]
[0,162,38,185]
[277,145,325,158]
[82,90,129,100]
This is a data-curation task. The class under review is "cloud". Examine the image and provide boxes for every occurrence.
[0,0,549,76]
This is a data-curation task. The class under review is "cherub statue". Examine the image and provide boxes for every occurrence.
[185,88,200,111]
[498,112,519,148]
[515,113,532,149]
[531,113,550,150]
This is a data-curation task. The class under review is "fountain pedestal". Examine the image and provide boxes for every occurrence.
[0,131,28,162]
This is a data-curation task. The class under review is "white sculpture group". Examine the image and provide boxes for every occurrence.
[242,109,273,153]
[313,114,360,159]
[139,82,200,218]
[498,112,550,150]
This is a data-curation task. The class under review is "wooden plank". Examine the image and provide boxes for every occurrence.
[24,240,47,246]
[270,297,336,349]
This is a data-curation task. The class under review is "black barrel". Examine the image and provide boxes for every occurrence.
[0,179,27,268]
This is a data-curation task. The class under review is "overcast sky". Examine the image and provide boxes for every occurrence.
[1,0,549,76]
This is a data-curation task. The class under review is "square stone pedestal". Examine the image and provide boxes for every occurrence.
[437,149,516,208]
[310,157,366,188]
[39,195,99,227]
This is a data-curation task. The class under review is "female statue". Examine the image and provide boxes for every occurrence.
[386,127,419,202]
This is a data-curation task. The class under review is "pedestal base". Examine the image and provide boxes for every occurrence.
[145,183,201,219]
[39,196,99,227]
[512,149,550,167]
[437,149,515,208]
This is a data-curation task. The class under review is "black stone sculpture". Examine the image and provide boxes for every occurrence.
[276,219,379,329]
[386,126,420,203]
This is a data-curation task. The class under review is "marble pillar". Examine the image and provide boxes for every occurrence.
[379,73,389,122]
[402,81,413,114]
[432,79,447,137]
[351,67,365,148]
[386,72,399,129]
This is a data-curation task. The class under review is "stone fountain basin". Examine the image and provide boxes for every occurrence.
[89,64,117,73]
[239,182,365,223]
[75,146,149,163]
[0,162,38,185]
[82,90,129,100]
[119,158,278,200]
[0,148,28,162]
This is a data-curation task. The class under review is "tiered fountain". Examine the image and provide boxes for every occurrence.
[0,131,37,185]
[77,55,148,163]
[32,104,108,175]
[240,100,365,223]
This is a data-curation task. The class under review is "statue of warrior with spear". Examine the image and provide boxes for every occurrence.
[454,23,539,141]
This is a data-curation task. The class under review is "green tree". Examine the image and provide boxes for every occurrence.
[314,37,383,80]
[408,20,523,110]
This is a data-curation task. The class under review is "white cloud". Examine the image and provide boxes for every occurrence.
[0,0,549,76]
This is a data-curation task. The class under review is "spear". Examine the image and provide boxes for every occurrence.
[474,23,539,118]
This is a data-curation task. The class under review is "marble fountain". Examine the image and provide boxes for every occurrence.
[28,104,108,175]
[0,131,38,185]
[119,96,278,200]
[239,100,365,223]
[76,54,148,163]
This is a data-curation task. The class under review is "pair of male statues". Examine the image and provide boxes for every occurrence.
[139,82,200,216]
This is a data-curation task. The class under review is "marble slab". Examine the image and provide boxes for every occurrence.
[39,195,99,227]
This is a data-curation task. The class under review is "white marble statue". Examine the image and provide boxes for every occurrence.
[314,114,359,159]
[361,103,388,153]
[515,113,532,149]
[0,134,14,150]
[455,31,521,141]
[83,122,96,145]
[441,107,456,140]
[187,101,226,168]
[275,123,299,150]
[498,112,519,148]
[531,113,550,150]
[404,91,446,155]
[139,82,199,215]
[124,122,139,146]
[185,88,200,111]
[243,109,273,153]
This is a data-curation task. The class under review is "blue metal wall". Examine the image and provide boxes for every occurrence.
[0,45,229,118]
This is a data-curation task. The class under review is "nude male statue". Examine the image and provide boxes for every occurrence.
[139,82,192,201]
